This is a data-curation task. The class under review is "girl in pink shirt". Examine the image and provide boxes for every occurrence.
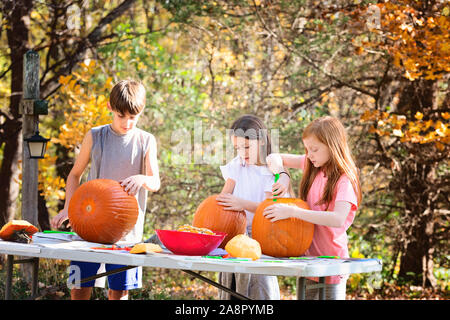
[264,116,362,300]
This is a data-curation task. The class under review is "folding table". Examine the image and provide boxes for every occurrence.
[0,232,382,300]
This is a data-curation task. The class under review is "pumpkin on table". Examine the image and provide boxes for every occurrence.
[68,179,139,244]
[252,198,314,257]
[225,234,261,261]
[130,243,163,254]
[192,194,247,248]
[0,220,38,243]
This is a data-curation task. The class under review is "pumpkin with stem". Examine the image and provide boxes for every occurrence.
[68,179,139,244]
[193,194,247,248]
[252,198,314,257]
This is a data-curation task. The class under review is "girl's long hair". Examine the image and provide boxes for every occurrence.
[299,116,362,209]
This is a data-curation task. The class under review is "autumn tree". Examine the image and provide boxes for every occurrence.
[351,0,449,287]
[1,0,446,292]
[158,0,449,287]
[236,0,449,287]
[0,0,137,230]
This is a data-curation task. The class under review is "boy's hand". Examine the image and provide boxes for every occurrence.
[272,173,290,198]
[216,193,245,211]
[120,175,146,196]
[51,209,69,230]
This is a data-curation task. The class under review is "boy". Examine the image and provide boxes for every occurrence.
[51,79,160,300]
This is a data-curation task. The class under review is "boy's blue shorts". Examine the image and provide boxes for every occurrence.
[69,260,141,291]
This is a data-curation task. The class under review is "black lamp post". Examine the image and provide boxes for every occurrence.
[24,131,50,159]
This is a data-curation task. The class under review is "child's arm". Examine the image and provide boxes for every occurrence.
[262,201,352,228]
[216,179,271,212]
[266,153,298,197]
[216,193,271,212]
[267,153,304,170]
[121,134,160,195]
[50,131,93,229]
[220,178,236,194]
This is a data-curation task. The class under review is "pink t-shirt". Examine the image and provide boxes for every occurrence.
[299,155,358,284]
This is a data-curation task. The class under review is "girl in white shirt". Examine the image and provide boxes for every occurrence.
[216,114,281,300]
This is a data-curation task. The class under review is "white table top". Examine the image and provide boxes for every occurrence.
[0,233,382,278]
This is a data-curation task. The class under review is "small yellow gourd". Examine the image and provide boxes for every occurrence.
[224,234,261,261]
[130,243,163,254]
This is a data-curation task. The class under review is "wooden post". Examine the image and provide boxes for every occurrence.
[19,50,41,288]
[21,50,40,227]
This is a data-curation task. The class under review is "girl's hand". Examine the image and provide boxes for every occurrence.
[266,154,284,173]
[216,193,245,211]
[120,175,146,196]
[272,173,290,198]
[263,203,296,222]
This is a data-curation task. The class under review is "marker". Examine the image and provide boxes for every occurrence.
[43,230,76,235]
[91,246,131,251]
[317,256,340,259]
[203,255,252,261]
[223,258,253,262]
[273,173,280,202]
[289,257,313,260]
[230,259,253,262]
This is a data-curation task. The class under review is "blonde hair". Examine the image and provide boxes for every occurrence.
[299,116,362,209]
[109,79,146,115]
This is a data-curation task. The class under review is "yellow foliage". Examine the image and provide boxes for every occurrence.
[351,248,365,259]
[41,62,112,204]
[361,109,449,148]
[349,2,449,81]
[414,112,423,120]
[375,2,449,81]
[55,64,111,150]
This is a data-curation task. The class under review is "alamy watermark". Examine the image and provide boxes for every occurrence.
[170,120,280,166]
[67,264,81,289]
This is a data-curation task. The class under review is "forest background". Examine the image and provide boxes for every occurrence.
[0,0,448,299]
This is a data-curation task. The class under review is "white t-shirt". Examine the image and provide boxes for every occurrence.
[220,156,275,235]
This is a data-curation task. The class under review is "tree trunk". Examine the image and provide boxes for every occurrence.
[395,156,438,288]
[38,192,51,231]
[397,210,437,287]
[0,0,137,231]
[0,0,33,228]
[390,79,440,288]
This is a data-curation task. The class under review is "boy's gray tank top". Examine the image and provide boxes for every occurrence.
[87,124,153,243]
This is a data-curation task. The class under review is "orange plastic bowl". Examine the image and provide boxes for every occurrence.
[156,229,227,256]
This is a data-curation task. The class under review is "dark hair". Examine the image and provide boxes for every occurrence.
[230,114,271,164]
[109,79,146,115]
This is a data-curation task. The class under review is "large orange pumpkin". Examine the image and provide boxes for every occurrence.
[252,198,314,257]
[68,179,139,244]
[192,195,247,248]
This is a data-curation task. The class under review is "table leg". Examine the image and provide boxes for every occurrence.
[5,255,13,300]
[318,277,326,300]
[4,256,40,300]
[77,265,136,285]
[31,258,39,297]
[182,270,251,300]
[296,277,306,300]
